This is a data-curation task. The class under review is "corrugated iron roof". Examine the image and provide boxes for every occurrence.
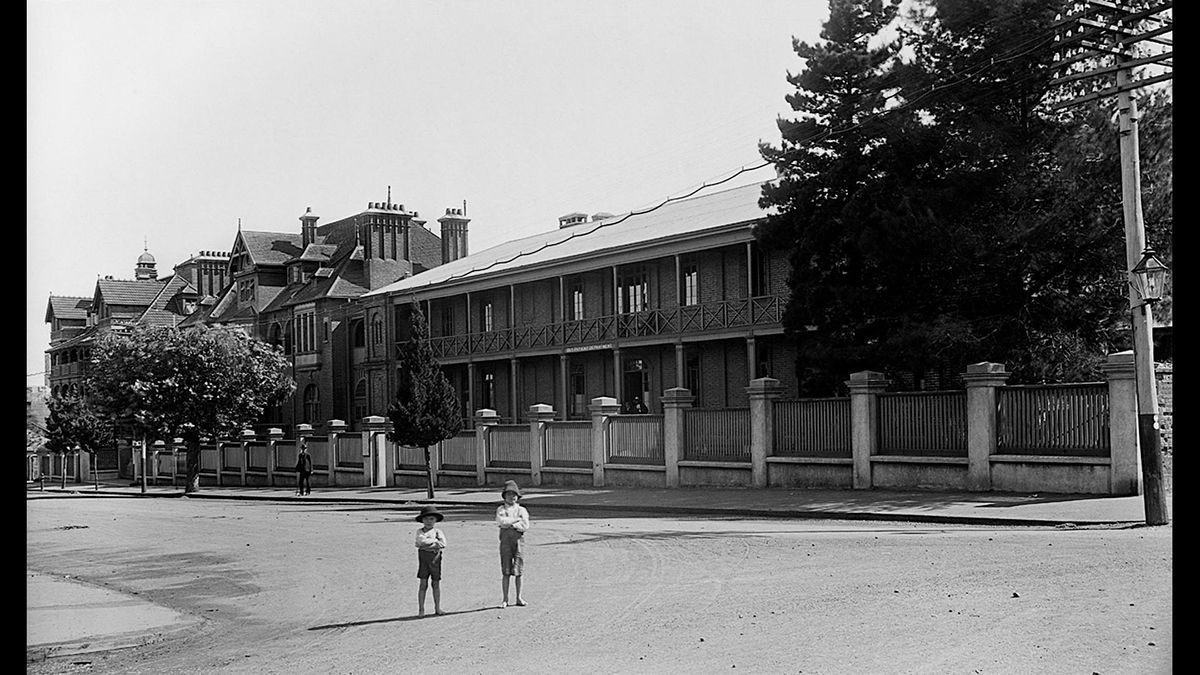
[365,181,767,297]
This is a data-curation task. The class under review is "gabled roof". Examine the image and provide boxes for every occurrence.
[95,278,169,307]
[45,296,90,323]
[238,230,307,267]
[365,180,768,297]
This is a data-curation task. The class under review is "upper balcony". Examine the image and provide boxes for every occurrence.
[419,294,786,360]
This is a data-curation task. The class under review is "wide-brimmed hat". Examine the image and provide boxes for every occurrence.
[501,480,522,498]
[415,505,444,522]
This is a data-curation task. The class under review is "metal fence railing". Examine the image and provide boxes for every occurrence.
[683,408,750,462]
[607,415,664,464]
[773,398,852,457]
[998,383,1109,457]
[878,391,967,456]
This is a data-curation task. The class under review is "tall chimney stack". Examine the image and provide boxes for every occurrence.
[437,207,470,264]
[300,206,320,247]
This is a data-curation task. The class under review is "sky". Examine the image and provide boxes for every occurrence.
[27,0,833,388]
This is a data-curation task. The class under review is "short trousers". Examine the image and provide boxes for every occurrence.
[417,549,442,581]
[499,528,524,576]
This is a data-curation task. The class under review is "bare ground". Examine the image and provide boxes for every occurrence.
[27,497,1172,674]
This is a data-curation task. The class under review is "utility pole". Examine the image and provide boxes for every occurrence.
[1050,0,1172,525]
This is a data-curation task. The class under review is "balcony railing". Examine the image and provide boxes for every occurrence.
[420,294,786,359]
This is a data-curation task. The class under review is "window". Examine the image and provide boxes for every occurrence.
[303,384,319,424]
[351,320,365,348]
[372,315,384,345]
[483,302,494,332]
[570,366,586,417]
[751,244,767,296]
[756,344,773,379]
[353,379,368,422]
[295,311,317,352]
[238,278,255,303]
[682,263,699,306]
[482,371,496,410]
[618,268,648,313]
[686,353,701,400]
[569,280,585,320]
[440,308,454,337]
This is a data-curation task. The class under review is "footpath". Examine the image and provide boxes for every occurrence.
[28,479,1167,661]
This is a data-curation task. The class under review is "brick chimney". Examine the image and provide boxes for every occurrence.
[300,206,319,248]
[438,207,470,263]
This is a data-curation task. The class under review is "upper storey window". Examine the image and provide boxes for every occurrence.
[569,280,585,321]
[483,302,494,332]
[618,268,648,314]
[682,263,699,306]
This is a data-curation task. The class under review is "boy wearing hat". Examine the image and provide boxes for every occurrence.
[414,505,447,617]
[495,480,530,608]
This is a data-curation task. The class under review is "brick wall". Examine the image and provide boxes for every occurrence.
[1155,363,1172,452]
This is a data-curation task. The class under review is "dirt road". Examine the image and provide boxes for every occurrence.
[27,497,1171,674]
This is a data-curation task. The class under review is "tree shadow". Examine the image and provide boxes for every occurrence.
[308,606,495,631]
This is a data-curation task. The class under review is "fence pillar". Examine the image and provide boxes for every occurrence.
[214,440,224,486]
[661,388,694,488]
[963,362,1009,492]
[1102,351,1139,495]
[847,371,889,490]
[152,440,166,486]
[475,409,500,486]
[528,404,555,486]
[267,428,284,486]
[239,429,255,486]
[171,437,186,488]
[362,416,390,488]
[78,448,91,485]
[326,420,347,487]
[746,377,785,488]
[589,397,620,487]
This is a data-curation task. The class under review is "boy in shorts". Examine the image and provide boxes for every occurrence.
[413,504,446,617]
[495,480,529,608]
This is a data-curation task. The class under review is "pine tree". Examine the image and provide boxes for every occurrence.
[388,303,463,498]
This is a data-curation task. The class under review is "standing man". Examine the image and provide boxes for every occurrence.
[295,438,313,496]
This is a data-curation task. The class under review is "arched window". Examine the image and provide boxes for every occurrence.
[303,384,320,424]
[372,315,384,345]
[353,378,368,422]
[352,320,365,348]
[269,323,284,350]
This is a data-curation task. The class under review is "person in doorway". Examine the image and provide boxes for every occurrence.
[495,480,529,608]
[414,504,447,618]
[295,439,313,496]
[631,396,649,414]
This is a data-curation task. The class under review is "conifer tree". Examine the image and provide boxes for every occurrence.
[388,303,463,498]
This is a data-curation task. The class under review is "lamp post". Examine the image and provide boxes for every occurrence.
[1129,247,1169,526]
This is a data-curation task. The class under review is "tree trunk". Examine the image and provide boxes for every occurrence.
[185,435,202,493]
[423,446,435,499]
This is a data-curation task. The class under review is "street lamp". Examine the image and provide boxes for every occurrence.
[1130,247,1168,307]
[1129,246,1169,525]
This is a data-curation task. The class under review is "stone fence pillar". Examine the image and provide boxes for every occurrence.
[661,388,694,488]
[963,363,1009,491]
[588,397,620,487]
[325,420,347,487]
[847,371,889,490]
[362,416,391,488]
[152,439,167,486]
[475,409,500,486]
[1102,351,1139,495]
[239,429,255,486]
[267,428,284,486]
[528,404,555,486]
[746,377,785,488]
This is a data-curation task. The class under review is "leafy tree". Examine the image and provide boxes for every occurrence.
[758,0,1170,393]
[388,304,463,498]
[44,394,114,490]
[86,325,294,493]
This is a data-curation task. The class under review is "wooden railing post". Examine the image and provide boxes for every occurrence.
[528,404,555,486]
[963,363,1009,492]
[847,371,889,490]
[588,397,621,487]
[746,377,785,488]
[1102,351,1139,495]
[475,409,500,486]
[326,420,347,487]
[661,388,693,488]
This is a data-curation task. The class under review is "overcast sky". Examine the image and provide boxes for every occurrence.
[27,0,831,388]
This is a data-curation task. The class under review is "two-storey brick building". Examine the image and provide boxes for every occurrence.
[361,181,796,424]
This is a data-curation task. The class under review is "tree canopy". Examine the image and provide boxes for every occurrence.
[757,0,1172,394]
[86,325,294,492]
